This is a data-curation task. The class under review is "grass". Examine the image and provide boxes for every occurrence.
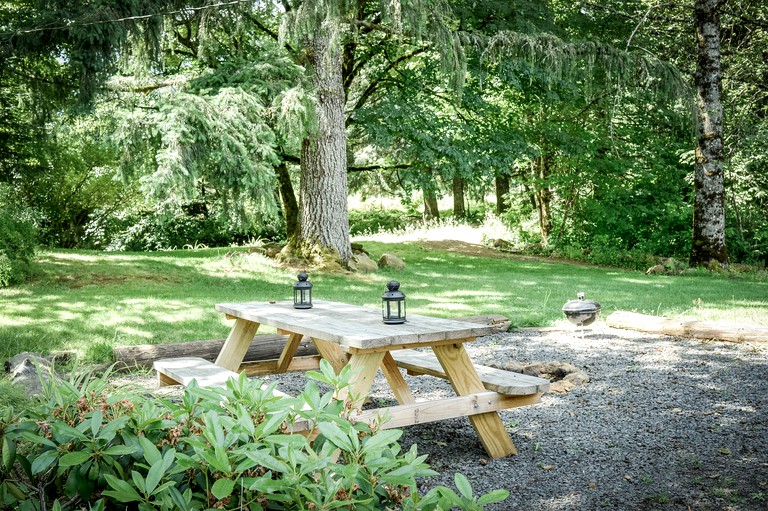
[1,230,767,363]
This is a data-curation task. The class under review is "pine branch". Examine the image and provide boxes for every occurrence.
[350,46,429,113]
[348,163,413,172]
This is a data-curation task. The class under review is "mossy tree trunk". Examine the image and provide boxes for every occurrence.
[275,162,299,243]
[452,176,466,218]
[690,0,728,266]
[495,173,510,215]
[532,154,553,243]
[297,28,352,265]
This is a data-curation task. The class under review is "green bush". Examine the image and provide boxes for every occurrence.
[0,362,508,511]
[348,207,414,236]
[0,186,38,287]
[85,206,285,251]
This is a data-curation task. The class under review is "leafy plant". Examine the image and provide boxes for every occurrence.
[0,185,38,287]
[0,362,509,510]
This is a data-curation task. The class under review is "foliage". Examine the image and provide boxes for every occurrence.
[87,205,285,252]
[348,207,417,236]
[0,362,508,511]
[0,185,38,287]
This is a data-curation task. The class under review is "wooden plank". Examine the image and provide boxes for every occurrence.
[154,356,241,388]
[380,353,415,405]
[276,333,304,373]
[354,392,542,429]
[391,349,550,395]
[346,337,476,354]
[433,343,518,458]
[606,311,768,344]
[310,338,349,374]
[337,352,385,409]
[215,301,499,350]
[215,319,261,372]
[239,355,322,376]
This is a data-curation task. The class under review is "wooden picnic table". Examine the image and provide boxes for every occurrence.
[203,300,546,459]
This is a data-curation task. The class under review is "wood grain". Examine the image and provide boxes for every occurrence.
[391,349,550,395]
[433,343,518,458]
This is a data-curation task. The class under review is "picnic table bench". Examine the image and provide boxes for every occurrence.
[154,300,549,458]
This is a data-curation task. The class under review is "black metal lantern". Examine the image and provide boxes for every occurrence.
[293,272,313,309]
[382,281,406,324]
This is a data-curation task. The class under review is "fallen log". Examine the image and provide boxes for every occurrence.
[113,334,318,369]
[113,313,510,368]
[605,311,768,344]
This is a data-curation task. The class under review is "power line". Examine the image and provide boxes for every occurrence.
[2,0,255,38]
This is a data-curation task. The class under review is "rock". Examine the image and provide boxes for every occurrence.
[646,264,665,275]
[350,253,379,272]
[6,352,57,396]
[351,242,369,255]
[378,253,405,270]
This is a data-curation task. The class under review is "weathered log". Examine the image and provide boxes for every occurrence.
[113,313,511,368]
[606,311,768,344]
[113,334,319,369]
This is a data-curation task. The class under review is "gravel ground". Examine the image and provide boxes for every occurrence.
[395,327,768,511]
[141,326,768,510]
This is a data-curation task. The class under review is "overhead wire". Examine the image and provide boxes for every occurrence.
[0,0,255,38]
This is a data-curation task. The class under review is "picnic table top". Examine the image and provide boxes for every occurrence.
[215,300,499,351]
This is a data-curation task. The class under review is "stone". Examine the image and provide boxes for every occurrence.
[351,253,378,272]
[378,253,405,270]
[5,352,57,396]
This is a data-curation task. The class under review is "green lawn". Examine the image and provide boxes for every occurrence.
[1,241,766,363]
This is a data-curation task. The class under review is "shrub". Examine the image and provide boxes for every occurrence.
[0,185,38,287]
[348,207,414,236]
[85,206,285,252]
[0,362,508,510]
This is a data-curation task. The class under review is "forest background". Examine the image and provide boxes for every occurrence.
[1,0,767,286]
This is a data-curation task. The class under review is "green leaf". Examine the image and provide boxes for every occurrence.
[2,436,16,472]
[103,474,143,503]
[139,436,162,465]
[90,409,103,437]
[132,470,147,494]
[318,422,355,452]
[361,430,402,455]
[30,449,58,475]
[18,431,57,449]
[59,451,92,467]
[211,478,236,500]
[102,445,138,456]
[477,489,510,505]
[145,459,165,495]
[454,473,473,499]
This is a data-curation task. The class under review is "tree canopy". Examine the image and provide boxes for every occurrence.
[1,0,766,272]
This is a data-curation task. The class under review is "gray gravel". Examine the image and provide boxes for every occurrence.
[393,327,768,511]
[136,326,768,510]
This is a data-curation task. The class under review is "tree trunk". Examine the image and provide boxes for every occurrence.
[275,162,299,242]
[297,27,352,264]
[690,0,728,266]
[495,173,510,215]
[532,155,552,242]
[452,176,466,218]
[422,168,440,220]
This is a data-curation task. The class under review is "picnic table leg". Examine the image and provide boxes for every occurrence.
[432,343,518,458]
[380,353,415,405]
[215,318,260,372]
[276,333,304,373]
[337,352,386,410]
[310,338,349,374]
